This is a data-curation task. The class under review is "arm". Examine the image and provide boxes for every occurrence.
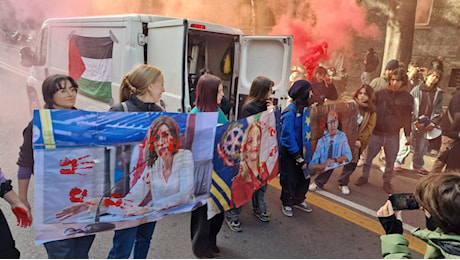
[3,189,33,227]
[280,111,300,155]
[151,150,195,211]
[16,122,34,210]
[358,112,376,146]
[337,132,352,163]
[429,90,444,126]
[123,167,151,207]
[308,138,326,173]
[325,81,339,101]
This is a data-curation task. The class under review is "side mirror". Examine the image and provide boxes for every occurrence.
[20,47,35,67]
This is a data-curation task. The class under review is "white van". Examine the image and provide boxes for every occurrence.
[20,14,292,120]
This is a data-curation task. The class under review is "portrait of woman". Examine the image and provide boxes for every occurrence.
[56,116,195,218]
[230,123,269,208]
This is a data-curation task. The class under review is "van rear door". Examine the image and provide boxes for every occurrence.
[236,36,292,118]
[147,19,187,112]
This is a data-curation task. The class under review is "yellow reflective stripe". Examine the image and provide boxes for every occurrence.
[39,110,56,149]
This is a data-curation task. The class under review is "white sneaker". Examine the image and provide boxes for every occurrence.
[309,183,320,192]
[379,165,386,173]
[339,185,350,195]
[357,158,365,167]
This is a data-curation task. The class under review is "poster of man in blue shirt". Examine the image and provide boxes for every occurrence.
[308,110,352,191]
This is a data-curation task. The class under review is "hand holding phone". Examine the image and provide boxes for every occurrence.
[389,193,419,211]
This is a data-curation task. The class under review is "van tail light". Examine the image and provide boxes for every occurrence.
[190,24,206,30]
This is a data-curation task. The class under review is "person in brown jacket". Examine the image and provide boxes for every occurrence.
[334,84,376,194]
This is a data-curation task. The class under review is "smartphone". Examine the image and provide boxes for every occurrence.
[389,193,419,211]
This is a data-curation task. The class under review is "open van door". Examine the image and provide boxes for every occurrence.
[236,35,292,119]
[147,19,188,112]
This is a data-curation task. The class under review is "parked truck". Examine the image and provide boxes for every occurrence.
[20,14,292,119]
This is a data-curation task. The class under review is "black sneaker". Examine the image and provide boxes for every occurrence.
[253,211,270,222]
[225,219,242,232]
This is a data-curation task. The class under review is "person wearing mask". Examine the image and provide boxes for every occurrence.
[360,48,379,85]
[377,173,460,258]
[190,74,227,258]
[16,74,96,258]
[0,167,32,258]
[225,76,274,232]
[410,69,443,175]
[279,80,313,217]
[107,64,165,259]
[355,69,414,194]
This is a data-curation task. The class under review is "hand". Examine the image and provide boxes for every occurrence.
[377,200,394,218]
[325,75,332,84]
[122,206,150,217]
[266,99,274,112]
[354,140,362,148]
[12,207,32,227]
[404,137,411,146]
[308,164,325,174]
[55,197,100,221]
[425,124,434,132]
[324,158,336,167]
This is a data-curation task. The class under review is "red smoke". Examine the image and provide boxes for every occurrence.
[269,0,380,79]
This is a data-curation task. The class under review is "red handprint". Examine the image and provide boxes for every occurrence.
[69,187,88,203]
[59,154,95,176]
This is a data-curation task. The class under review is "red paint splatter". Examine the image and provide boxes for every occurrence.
[59,155,94,176]
[69,187,88,203]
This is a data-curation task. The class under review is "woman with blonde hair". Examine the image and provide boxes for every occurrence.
[108,64,165,259]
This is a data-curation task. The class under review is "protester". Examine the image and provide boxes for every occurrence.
[377,173,460,258]
[279,80,313,217]
[106,64,165,259]
[410,69,443,175]
[308,110,352,193]
[226,76,274,232]
[360,48,379,85]
[0,167,32,258]
[370,59,399,93]
[311,85,376,195]
[309,66,338,106]
[355,69,414,194]
[431,88,460,172]
[190,74,227,258]
[16,74,96,258]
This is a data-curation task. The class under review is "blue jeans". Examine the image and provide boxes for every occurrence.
[107,221,156,259]
[44,235,95,259]
[225,184,268,222]
[361,134,399,183]
[412,130,428,169]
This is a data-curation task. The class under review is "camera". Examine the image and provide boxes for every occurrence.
[418,115,431,126]
[389,193,419,211]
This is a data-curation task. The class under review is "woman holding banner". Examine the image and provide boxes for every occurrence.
[190,73,227,258]
[16,74,96,258]
[107,64,165,259]
[226,76,274,232]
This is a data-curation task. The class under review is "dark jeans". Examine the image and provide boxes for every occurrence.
[190,204,224,257]
[279,147,309,207]
[44,235,95,259]
[107,221,157,259]
[0,209,20,259]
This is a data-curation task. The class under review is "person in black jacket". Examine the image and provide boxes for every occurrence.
[355,69,414,194]
[108,64,165,259]
[225,76,274,232]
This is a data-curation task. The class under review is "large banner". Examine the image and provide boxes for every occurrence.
[33,110,217,244]
[207,110,279,218]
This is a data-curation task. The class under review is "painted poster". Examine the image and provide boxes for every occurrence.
[207,110,279,218]
[308,101,358,173]
[33,110,217,244]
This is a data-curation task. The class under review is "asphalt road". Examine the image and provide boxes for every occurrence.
[0,43,426,259]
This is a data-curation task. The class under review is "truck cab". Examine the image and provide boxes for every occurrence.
[20,14,292,120]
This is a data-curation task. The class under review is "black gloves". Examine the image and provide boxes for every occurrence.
[293,152,306,168]
[378,214,403,235]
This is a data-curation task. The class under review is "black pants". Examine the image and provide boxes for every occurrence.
[190,204,224,256]
[0,209,20,259]
[279,147,310,207]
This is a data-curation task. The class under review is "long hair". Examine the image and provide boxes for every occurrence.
[244,76,274,106]
[415,173,460,235]
[195,74,222,112]
[42,74,78,109]
[425,69,442,86]
[352,84,376,113]
[237,123,262,183]
[119,64,163,102]
[144,116,181,167]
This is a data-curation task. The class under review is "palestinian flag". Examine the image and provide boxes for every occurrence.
[69,35,113,103]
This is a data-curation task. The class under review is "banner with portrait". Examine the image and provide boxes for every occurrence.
[207,110,279,218]
[32,110,217,244]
